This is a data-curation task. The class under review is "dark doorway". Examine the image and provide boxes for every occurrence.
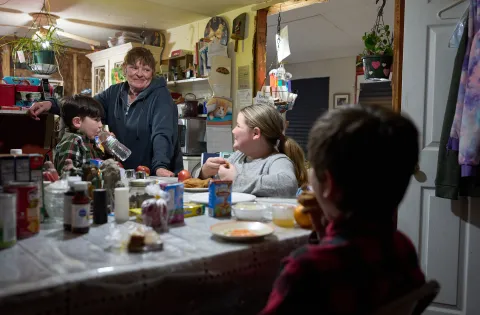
[286,77,329,154]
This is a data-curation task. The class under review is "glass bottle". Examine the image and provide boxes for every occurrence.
[71,181,90,234]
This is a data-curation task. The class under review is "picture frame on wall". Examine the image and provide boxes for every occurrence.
[334,93,350,108]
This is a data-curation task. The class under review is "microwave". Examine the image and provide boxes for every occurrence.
[178,117,207,156]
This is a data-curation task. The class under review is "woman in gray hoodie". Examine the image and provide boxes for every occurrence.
[29,47,183,176]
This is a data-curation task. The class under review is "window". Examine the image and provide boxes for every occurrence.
[286,77,329,154]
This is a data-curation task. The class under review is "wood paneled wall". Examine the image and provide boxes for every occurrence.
[0,44,91,97]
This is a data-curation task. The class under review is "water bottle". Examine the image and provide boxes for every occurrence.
[98,131,131,161]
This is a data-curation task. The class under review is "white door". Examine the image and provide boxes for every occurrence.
[400,1,480,315]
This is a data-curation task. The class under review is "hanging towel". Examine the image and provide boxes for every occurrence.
[436,20,468,199]
[449,0,480,177]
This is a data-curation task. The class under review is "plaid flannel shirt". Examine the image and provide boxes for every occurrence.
[260,215,426,315]
[54,129,105,172]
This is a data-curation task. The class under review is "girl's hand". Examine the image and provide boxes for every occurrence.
[218,163,237,182]
[200,157,227,178]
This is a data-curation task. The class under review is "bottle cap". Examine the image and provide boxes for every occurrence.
[73,181,88,191]
[10,149,22,155]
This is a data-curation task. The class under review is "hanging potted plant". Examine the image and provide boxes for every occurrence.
[0,25,67,75]
[360,0,393,81]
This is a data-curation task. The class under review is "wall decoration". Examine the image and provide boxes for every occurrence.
[231,13,247,52]
[334,93,350,107]
[204,17,229,46]
[205,97,233,125]
[111,67,126,85]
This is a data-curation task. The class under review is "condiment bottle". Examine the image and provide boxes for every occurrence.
[71,181,90,234]
[63,176,81,231]
[93,189,108,224]
[114,187,129,223]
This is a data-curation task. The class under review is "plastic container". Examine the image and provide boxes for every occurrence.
[233,202,268,221]
[272,204,295,228]
[98,131,131,161]
[44,180,69,221]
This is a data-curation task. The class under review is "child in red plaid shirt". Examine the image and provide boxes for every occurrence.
[54,95,106,172]
[260,105,426,315]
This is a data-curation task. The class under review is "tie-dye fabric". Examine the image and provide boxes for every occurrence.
[449,0,480,177]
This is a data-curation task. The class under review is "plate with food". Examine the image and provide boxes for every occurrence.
[210,221,274,241]
[182,178,211,192]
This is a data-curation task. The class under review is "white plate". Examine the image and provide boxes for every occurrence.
[189,192,256,205]
[210,221,274,241]
[184,187,209,192]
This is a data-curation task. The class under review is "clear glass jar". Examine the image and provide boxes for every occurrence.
[129,179,155,209]
[44,181,69,221]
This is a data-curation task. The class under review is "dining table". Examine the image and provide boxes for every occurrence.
[0,189,311,315]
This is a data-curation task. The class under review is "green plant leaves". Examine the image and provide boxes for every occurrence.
[360,24,393,57]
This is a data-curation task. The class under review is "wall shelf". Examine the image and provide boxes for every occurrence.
[167,77,208,86]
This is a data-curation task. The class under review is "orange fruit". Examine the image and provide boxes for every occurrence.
[294,205,313,229]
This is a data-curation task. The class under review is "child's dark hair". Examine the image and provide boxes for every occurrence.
[308,104,419,216]
[60,95,104,130]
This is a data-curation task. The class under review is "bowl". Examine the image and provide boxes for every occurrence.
[233,202,268,221]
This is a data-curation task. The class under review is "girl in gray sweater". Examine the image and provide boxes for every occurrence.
[199,104,307,198]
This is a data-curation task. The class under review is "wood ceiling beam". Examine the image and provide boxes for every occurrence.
[252,0,328,14]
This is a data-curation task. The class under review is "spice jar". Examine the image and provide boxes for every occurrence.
[129,179,155,209]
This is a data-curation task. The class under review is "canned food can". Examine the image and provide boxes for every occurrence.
[0,155,15,186]
[0,193,17,248]
[4,182,40,239]
[14,155,30,182]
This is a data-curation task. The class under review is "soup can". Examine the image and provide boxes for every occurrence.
[4,182,40,239]
[0,193,17,248]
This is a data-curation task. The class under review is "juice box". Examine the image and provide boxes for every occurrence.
[159,182,184,224]
[208,180,232,218]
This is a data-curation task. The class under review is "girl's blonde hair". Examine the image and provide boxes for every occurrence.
[240,104,308,187]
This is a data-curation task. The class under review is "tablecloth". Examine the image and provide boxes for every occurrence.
[0,197,310,315]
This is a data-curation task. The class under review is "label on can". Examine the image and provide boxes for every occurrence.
[15,155,30,181]
[72,204,89,228]
[29,154,43,182]
[0,156,15,186]
[0,193,17,248]
[5,183,39,239]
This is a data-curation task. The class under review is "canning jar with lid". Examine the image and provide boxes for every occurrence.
[129,179,155,209]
